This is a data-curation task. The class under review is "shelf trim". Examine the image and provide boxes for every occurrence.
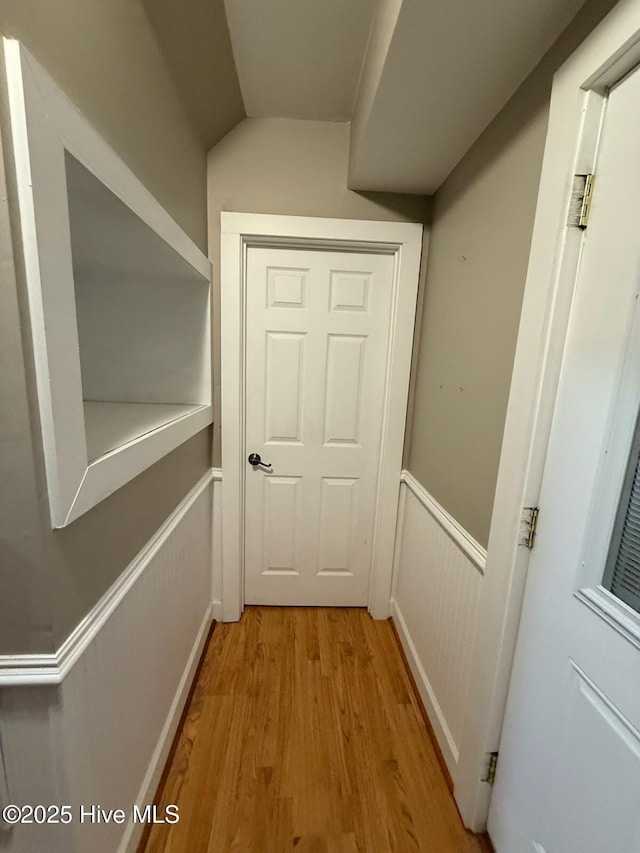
[66,405,212,526]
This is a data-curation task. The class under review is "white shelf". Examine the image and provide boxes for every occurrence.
[84,402,208,461]
[5,40,213,527]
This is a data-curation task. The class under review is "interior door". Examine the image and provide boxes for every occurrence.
[244,245,395,606]
[488,67,640,852]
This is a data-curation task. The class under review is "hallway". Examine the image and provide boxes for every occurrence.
[141,607,492,852]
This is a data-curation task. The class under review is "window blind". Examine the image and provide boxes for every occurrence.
[603,419,640,615]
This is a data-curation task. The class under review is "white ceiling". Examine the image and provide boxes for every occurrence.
[224,0,377,121]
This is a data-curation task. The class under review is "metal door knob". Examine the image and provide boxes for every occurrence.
[248,452,271,468]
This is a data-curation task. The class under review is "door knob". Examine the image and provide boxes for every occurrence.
[248,452,271,469]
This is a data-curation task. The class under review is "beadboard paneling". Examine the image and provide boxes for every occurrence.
[391,472,486,778]
[0,474,215,853]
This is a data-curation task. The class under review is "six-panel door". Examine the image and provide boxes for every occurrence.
[244,246,395,605]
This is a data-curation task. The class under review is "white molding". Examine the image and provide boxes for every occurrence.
[391,598,458,770]
[220,212,423,622]
[120,601,212,853]
[400,470,486,572]
[220,226,246,622]
[0,470,214,686]
[220,211,423,247]
[390,476,407,604]
[211,471,223,620]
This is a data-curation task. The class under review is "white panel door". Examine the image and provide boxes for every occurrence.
[488,67,640,853]
[244,246,395,605]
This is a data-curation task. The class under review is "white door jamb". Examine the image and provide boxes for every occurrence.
[219,213,423,622]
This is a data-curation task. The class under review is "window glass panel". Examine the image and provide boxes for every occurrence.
[603,410,640,613]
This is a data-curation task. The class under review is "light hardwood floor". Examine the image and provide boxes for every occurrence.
[141,607,493,852]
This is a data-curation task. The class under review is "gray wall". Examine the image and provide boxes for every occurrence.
[0,2,211,654]
[207,117,432,464]
[406,0,620,548]
[0,0,208,250]
[143,0,245,150]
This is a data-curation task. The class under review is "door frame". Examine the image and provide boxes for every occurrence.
[219,212,423,622]
[456,0,640,831]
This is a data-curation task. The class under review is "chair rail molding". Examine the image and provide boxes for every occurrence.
[0,470,215,686]
[400,470,487,571]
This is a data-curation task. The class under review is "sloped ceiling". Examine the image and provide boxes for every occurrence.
[223,0,377,120]
[143,0,245,150]
[145,0,591,194]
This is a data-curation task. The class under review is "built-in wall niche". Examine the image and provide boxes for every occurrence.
[5,39,213,527]
[67,153,210,460]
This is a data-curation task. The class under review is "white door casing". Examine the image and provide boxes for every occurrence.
[220,214,423,621]
[487,8,640,853]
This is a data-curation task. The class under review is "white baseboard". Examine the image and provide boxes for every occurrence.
[391,597,458,772]
[121,603,213,853]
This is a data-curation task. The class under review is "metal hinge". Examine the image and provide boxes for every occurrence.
[519,506,540,550]
[568,173,595,228]
[482,752,499,785]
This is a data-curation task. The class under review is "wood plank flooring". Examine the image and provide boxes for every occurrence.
[141,607,492,853]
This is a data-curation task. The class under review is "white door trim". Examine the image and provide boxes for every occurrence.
[457,0,640,831]
[220,213,423,622]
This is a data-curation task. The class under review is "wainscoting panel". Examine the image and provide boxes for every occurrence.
[391,471,486,779]
[0,471,215,853]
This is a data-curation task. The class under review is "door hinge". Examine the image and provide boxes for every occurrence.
[482,751,499,785]
[519,506,540,550]
[568,173,595,228]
